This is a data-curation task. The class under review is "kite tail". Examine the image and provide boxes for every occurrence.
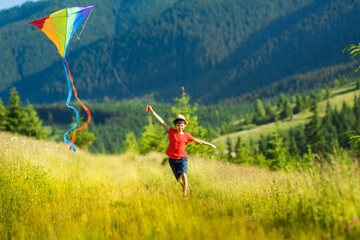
[62,58,92,151]
[62,58,78,152]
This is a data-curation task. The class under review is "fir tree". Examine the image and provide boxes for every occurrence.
[266,131,287,170]
[322,101,337,153]
[288,128,300,156]
[244,113,252,125]
[277,93,287,111]
[139,116,167,154]
[171,87,208,155]
[353,95,360,131]
[124,132,138,153]
[305,101,325,155]
[253,99,266,124]
[226,137,233,161]
[264,103,276,122]
[0,98,6,131]
[324,85,331,99]
[280,100,292,120]
[258,134,268,156]
[234,136,251,164]
[356,78,360,90]
[6,87,23,133]
[67,116,95,151]
[293,95,304,114]
[20,104,46,139]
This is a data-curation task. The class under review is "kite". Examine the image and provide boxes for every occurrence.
[29,6,96,152]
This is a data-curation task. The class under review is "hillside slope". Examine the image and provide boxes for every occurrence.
[214,82,360,146]
[0,0,177,91]
[1,0,360,104]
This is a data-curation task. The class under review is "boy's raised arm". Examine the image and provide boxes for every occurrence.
[147,105,170,131]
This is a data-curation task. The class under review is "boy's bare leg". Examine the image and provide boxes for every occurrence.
[180,173,188,198]
[179,177,184,188]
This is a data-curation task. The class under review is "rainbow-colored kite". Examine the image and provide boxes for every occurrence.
[29,6,96,152]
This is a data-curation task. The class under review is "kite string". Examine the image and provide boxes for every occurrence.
[74,33,137,99]
[73,8,137,100]
[77,7,94,38]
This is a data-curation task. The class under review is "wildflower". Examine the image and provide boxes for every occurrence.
[348,225,353,230]
[352,218,359,223]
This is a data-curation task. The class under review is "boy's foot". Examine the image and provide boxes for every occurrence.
[182,195,188,201]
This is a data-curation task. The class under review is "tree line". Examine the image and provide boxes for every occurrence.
[0,88,45,139]
[3,82,360,172]
[222,91,360,170]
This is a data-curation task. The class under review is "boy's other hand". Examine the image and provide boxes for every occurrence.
[146,104,153,113]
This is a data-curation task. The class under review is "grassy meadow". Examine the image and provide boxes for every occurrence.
[1,132,360,239]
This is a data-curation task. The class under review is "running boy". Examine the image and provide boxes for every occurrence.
[147,105,216,199]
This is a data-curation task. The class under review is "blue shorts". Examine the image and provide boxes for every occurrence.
[168,157,188,180]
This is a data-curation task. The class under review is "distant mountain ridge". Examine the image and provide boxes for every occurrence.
[0,0,359,104]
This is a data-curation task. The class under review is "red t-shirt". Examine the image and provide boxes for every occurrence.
[165,128,195,159]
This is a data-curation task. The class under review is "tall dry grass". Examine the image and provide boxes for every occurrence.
[0,132,359,239]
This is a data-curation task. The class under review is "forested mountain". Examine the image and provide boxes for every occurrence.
[0,0,360,104]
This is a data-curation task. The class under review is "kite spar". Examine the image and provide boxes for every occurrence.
[29,6,96,152]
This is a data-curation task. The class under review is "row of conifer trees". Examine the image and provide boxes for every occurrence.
[0,88,45,139]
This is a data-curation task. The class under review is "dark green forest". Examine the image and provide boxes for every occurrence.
[34,96,252,153]
[0,0,360,105]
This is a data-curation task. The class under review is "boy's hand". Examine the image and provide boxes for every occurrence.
[210,144,217,151]
[146,104,153,113]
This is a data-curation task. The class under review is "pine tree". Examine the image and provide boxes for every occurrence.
[322,101,337,153]
[6,87,23,133]
[258,134,268,156]
[305,101,325,155]
[226,137,233,161]
[139,116,167,154]
[294,94,307,114]
[244,113,252,125]
[288,128,300,156]
[277,93,287,111]
[356,78,360,90]
[266,130,287,170]
[0,98,6,131]
[20,104,46,139]
[124,132,138,153]
[324,85,331,99]
[280,100,292,119]
[171,87,208,155]
[353,95,360,131]
[253,99,266,124]
[309,91,319,111]
[67,116,95,150]
[234,136,251,164]
[264,103,276,122]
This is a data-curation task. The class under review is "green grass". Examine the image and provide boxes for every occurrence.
[214,83,360,146]
[1,132,360,239]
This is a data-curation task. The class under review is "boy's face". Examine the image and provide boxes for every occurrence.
[175,122,186,133]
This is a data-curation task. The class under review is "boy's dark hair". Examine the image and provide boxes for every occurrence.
[174,119,186,125]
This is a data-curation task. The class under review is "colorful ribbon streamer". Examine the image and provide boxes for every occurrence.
[62,58,92,151]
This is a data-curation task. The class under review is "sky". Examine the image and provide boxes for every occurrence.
[0,0,39,11]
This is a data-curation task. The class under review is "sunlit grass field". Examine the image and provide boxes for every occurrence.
[1,132,360,239]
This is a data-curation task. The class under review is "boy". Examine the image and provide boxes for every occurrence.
[147,105,216,199]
